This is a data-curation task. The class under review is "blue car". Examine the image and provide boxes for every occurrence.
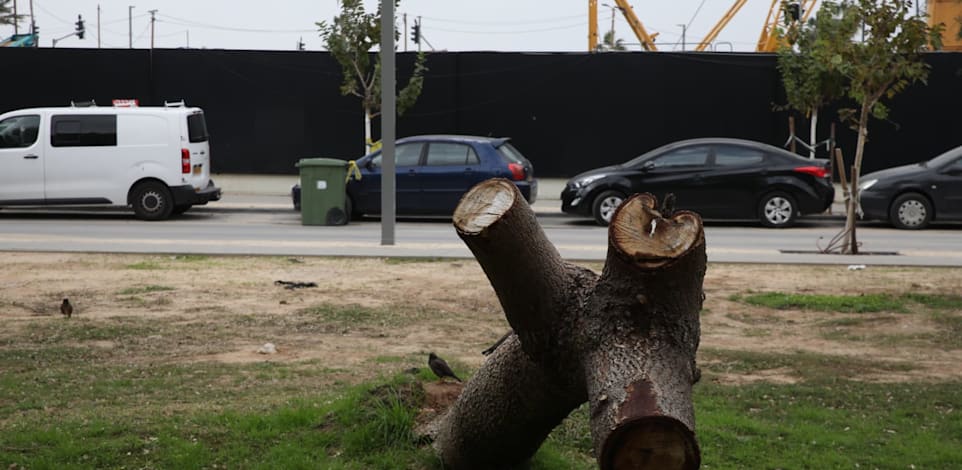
[294,135,537,217]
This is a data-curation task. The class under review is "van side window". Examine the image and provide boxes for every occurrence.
[0,115,41,149]
[51,115,118,147]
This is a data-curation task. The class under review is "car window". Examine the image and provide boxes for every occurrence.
[426,142,479,166]
[714,145,765,166]
[648,146,710,168]
[187,112,209,143]
[370,143,424,167]
[497,142,527,164]
[0,115,41,149]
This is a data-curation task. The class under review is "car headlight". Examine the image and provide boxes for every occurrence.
[571,174,606,189]
[859,178,878,191]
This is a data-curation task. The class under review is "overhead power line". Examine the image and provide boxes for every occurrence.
[157,13,315,34]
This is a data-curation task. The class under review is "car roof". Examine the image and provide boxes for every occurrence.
[649,137,806,160]
[397,134,508,145]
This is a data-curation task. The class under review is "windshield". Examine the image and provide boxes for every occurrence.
[927,145,962,168]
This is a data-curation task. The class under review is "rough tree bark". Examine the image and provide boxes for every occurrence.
[434,179,706,469]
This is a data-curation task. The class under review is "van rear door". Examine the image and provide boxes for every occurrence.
[182,110,211,190]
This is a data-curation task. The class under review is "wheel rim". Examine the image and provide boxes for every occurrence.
[764,196,793,225]
[599,196,623,223]
[140,190,164,214]
[897,200,927,227]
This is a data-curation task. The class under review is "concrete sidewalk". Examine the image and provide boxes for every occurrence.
[207,174,845,217]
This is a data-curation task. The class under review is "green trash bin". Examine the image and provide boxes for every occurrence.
[296,158,349,226]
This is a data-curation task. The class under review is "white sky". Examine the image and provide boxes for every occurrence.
[5,0,928,53]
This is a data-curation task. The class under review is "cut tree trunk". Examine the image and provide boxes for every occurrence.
[433,179,706,469]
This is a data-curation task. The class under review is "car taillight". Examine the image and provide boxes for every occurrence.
[794,166,829,178]
[181,149,191,174]
[507,162,525,181]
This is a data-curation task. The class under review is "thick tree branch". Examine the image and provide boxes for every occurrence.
[453,179,596,364]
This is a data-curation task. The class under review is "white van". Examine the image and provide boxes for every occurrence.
[0,102,221,220]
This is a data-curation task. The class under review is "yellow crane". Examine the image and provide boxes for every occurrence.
[756,0,817,52]
[588,0,816,53]
[588,0,659,51]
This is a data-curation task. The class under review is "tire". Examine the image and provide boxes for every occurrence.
[758,191,797,228]
[131,181,174,221]
[592,190,625,226]
[889,192,932,230]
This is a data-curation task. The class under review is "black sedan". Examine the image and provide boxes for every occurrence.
[561,138,835,227]
[859,145,962,229]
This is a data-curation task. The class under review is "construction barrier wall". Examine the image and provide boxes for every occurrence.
[1,47,961,177]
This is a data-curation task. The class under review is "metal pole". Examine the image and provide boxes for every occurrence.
[29,0,35,46]
[678,24,686,51]
[149,10,156,49]
[403,13,407,52]
[610,7,615,48]
[97,4,101,48]
[128,5,134,48]
[13,0,17,35]
[380,0,396,245]
[186,30,189,48]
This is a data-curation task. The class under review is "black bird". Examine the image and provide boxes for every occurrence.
[60,298,73,318]
[428,352,461,382]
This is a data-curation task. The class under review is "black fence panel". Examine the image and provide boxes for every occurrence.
[1,48,961,177]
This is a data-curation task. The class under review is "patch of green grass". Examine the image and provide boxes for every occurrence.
[126,261,163,270]
[902,293,962,310]
[116,285,175,295]
[699,349,915,382]
[737,292,907,313]
[696,380,962,469]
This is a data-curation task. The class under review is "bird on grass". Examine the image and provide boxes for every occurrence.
[60,298,73,319]
[428,352,462,382]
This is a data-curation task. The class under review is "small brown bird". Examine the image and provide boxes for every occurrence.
[60,298,73,318]
[428,352,461,382]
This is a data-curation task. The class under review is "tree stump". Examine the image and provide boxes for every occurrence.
[434,179,706,469]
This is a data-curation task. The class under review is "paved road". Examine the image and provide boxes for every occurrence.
[1,205,960,266]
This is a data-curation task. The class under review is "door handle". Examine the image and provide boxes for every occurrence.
[23,155,39,159]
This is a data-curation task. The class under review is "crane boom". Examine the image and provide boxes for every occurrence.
[613,0,658,51]
[588,0,658,51]
[757,0,817,52]
[695,0,749,51]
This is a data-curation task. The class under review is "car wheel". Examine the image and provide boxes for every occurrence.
[592,190,625,226]
[758,191,797,228]
[889,192,932,230]
[131,181,174,221]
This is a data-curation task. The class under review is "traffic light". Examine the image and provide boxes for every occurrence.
[75,14,85,39]
[411,22,421,45]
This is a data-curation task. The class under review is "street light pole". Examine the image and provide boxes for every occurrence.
[677,24,687,51]
[128,5,134,48]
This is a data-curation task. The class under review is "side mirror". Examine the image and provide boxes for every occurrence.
[641,161,656,172]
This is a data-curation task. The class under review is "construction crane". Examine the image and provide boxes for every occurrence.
[588,0,815,53]
[757,0,817,52]
[588,0,658,51]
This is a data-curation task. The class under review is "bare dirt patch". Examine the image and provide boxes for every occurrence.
[2,252,960,384]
